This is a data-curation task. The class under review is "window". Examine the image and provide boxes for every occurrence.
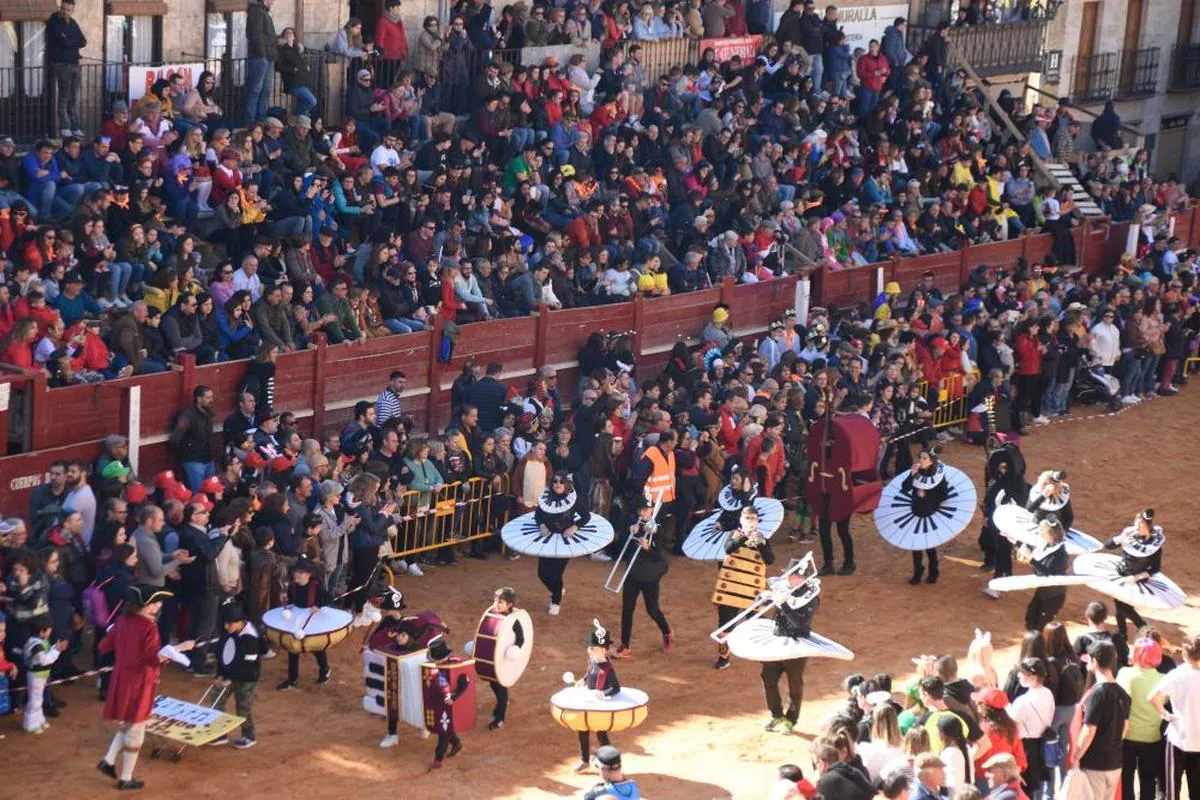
[104,14,162,93]
[0,11,48,100]
[206,10,247,86]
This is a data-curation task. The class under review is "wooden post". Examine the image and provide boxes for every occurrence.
[1079,220,1090,271]
[426,316,444,430]
[27,370,49,451]
[1021,232,1030,261]
[719,275,735,307]
[632,294,646,359]
[0,378,12,457]
[178,354,197,407]
[890,253,901,286]
[119,384,142,476]
[534,304,550,369]
[311,333,328,436]
[959,241,970,286]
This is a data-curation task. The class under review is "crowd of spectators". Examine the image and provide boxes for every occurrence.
[767,606,1200,800]
[1,0,1194,385]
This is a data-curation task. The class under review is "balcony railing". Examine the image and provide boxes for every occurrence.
[1069,48,1161,102]
[906,20,1047,77]
[1169,43,1200,91]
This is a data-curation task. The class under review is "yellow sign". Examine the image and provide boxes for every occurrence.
[146,695,244,746]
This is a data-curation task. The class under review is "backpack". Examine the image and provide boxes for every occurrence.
[82,576,119,627]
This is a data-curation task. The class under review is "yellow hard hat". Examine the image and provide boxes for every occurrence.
[885,281,901,295]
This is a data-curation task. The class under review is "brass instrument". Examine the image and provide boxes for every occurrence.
[603,490,665,594]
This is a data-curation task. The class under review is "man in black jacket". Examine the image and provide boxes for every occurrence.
[245,0,279,124]
[797,1,826,91]
[29,460,69,540]
[47,0,86,137]
[169,385,217,491]
[224,392,258,448]
[464,362,509,432]
[178,501,226,676]
[814,743,875,800]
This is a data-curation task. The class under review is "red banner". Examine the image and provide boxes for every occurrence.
[698,34,763,63]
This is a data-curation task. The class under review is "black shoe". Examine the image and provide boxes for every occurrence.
[819,563,836,576]
[926,570,939,584]
[468,551,488,560]
[317,669,332,685]
[448,740,463,758]
[980,558,994,571]
[97,761,117,779]
[488,719,504,731]
[838,562,856,576]
[191,667,217,679]
[44,705,60,718]
[908,569,923,586]
[276,679,296,692]
[714,657,731,670]
[116,779,145,791]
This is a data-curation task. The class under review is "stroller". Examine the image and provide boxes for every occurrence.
[1071,355,1121,412]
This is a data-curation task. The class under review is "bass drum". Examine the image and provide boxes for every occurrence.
[470,608,534,688]
[261,606,353,654]
[549,687,649,733]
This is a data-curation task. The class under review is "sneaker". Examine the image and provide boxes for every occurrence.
[1122,395,1138,405]
[366,604,382,622]
[207,735,229,747]
[231,737,257,749]
[611,645,632,659]
[276,679,296,691]
[1033,416,1050,425]
[1159,386,1178,396]
[819,563,836,576]
[447,740,462,758]
[379,734,399,748]
[317,669,332,685]
[765,716,786,732]
[59,129,72,139]
[779,719,795,734]
[982,587,1000,599]
[547,603,561,616]
[488,719,504,731]
[263,648,276,660]
[838,562,857,576]
[428,760,444,771]
[44,704,60,718]
[714,656,731,670]
[97,760,118,779]
[407,562,424,577]
[506,552,521,561]
[662,631,674,653]
[935,431,954,442]
[116,779,145,791]
[589,551,613,562]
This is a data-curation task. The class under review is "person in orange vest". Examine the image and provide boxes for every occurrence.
[631,429,678,547]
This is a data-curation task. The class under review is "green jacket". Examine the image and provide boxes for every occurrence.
[314,292,360,343]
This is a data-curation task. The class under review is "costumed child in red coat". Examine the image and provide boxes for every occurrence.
[96,585,194,791]
[426,635,470,770]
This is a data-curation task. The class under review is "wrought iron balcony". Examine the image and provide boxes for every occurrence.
[1069,48,1161,103]
[906,20,1048,77]
[1169,43,1200,91]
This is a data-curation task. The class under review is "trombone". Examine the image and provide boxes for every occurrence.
[603,490,665,594]
[709,552,817,643]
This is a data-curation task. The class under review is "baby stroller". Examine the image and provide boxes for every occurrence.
[1071,355,1121,412]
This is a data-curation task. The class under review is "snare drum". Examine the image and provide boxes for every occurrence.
[262,606,354,654]
[549,686,649,733]
[472,608,534,688]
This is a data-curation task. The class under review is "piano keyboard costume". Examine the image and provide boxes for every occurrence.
[1085,510,1183,637]
[992,470,1103,557]
[1027,471,1074,531]
[712,528,775,668]
[683,475,785,561]
[875,450,976,586]
[500,480,614,611]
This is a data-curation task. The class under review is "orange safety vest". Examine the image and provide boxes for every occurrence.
[643,446,676,504]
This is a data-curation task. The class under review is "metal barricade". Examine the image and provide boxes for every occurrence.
[931,374,969,429]
[389,475,510,559]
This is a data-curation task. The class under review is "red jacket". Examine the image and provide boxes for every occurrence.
[13,296,58,335]
[1,341,34,369]
[98,613,162,724]
[1013,332,1042,376]
[744,433,784,496]
[375,14,409,61]
[211,164,243,205]
[856,52,891,92]
[66,323,114,372]
[717,406,741,457]
[565,215,602,250]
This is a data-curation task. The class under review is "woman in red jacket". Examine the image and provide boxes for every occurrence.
[1012,318,1045,426]
[1,317,39,369]
[96,585,194,791]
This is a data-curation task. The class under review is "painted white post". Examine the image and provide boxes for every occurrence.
[127,385,141,475]
[795,278,811,326]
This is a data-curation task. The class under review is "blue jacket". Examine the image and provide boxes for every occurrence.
[827,45,852,76]
[21,151,57,195]
[81,149,123,185]
[348,503,390,551]
[882,25,908,68]
[52,291,101,326]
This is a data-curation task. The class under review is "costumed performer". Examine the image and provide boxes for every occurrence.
[712,506,775,671]
[1017,515,1070,632]
[615,495,673,659]
[572,618,620,773]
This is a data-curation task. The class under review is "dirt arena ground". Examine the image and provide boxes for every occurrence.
[5,390,1200,799]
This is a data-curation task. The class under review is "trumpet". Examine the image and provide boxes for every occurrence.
[709,553,816,643]
[603,490,665,594]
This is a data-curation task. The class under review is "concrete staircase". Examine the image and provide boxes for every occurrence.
[1043,161,1106,218]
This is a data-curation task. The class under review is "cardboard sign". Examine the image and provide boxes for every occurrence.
[128,63,204,104]
[146,694,244,746]
[698,35,763,64]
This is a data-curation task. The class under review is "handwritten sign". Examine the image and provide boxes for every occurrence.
[146,694,244,746]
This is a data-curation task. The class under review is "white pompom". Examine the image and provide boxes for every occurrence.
[463,640,475,656]
[504,644,521,660]
[281,609,293,621]
[562,671,575,684]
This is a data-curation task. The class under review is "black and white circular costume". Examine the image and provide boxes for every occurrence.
[982,444,1030,578]
[992,471,1103,556]
[501,486,614,611]
[683,481,784,561]
[875,455,976,585]
[1076,511,1184,636]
